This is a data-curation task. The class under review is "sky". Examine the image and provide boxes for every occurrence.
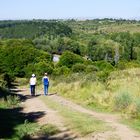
[0,0,140,20]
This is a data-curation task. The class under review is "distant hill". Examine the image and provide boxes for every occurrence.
[0,19,140,40]
[65,19,140,35]
[0,20,72,39]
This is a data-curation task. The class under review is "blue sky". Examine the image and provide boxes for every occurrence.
[0,0,140,20]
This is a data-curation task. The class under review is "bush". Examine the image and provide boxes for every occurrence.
[15,122,59,139]
[116,60,129,70]
[15,120,39,139]
[96,70,110,82]
[58,51,84,68]
[93,61,114,82]
[85,65,98,73]
[39,124,60,135]
[24,63,36,77]
[0,95,20,108]
[53,66,70,76]
[0,40,52,77]
[6,95,20,107]
[94,60,114,71]
[72,63,86,73]
[114,91,132,111]
[131,98,140,118]
[115,60,140,70]
[3,73,15,88]
[24,62,54,77]
[135,99,140,114]
[0,74,7,88]
[35,62,54,75]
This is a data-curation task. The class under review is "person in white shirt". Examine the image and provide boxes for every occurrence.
[29,74,37,96]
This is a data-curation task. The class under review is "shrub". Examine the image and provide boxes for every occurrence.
[0,40,52,77]
[116,61,140,70]
[116,60,128,70]
[35,61,54,75]
[135,99,140,114]
[53,66,70,76]
[0,95,20,108]
[24,63,35,77]
[131,98,140,118]
[93,61,114,82]
[24,62,54,77]
[6,95,20,107]
[72,63,86,73]
[94,60,114,71]
[96,70,110,82]
[0,74,7,88]
[15,120,39,139]
[39,124,60,135]
[126,61,140,68]
[12,121,59,139]
[114,91,132,111]
[58,51,84,68]
[3,73,15,88]
[85,65,98,73]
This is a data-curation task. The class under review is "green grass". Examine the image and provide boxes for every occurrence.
[99,24,140,33]
[122,119,140,132]
[50,68,140,113]
[21,67,140,133]
[12,121,60,140]
[40,96,110,136]
[49,68,140,132]
[12,120,40,139]
[0,90,60,140]
[49,79,112,112]
[0,95,20,108]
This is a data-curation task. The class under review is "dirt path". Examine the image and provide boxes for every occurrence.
[48,94,140,140]
[21,91,78,140]
[19,88,140,140]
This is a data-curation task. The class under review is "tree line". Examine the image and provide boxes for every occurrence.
[0,19,140,87]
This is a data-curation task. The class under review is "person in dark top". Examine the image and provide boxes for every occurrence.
[42,73,49,95]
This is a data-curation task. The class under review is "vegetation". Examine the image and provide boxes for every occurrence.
[13,122,60,140]
[0,20,72,39]
[0,88,60,139]
[1,19,140,80]
[50,68,140,131]
[1,18,140,138]
[40,96,109,136]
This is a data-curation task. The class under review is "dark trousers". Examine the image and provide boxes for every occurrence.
[30,85,36,96]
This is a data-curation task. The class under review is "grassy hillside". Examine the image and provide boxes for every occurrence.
[66,19,140,34]
[99,24,140,33]
[49,68,140,130]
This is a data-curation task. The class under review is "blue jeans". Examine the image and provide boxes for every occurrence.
[44,84,49,95]
[30,85,35,96]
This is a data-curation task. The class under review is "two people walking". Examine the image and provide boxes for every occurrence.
[29,73,49,96]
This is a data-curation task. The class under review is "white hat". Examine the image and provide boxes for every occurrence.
[32,74,35,77]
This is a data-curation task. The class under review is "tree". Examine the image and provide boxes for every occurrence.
[58,51,84,68]
[0,39,51,77]
[88,37,121,65]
